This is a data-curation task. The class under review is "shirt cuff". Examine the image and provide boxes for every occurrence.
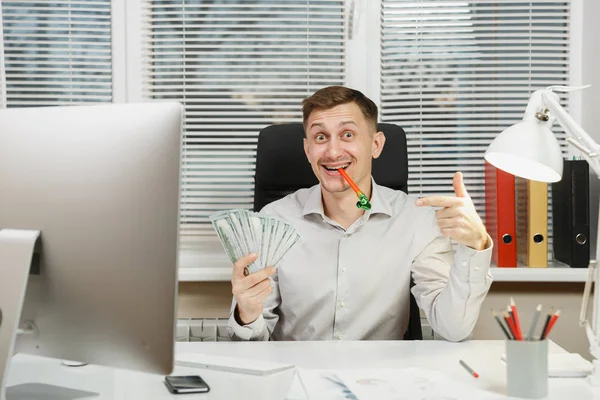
[453,233,493,282]
[228,310,267,341]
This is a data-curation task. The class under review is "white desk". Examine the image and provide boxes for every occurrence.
[5,340,600,399]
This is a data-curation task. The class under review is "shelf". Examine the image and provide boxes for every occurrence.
[490,260,591,282]
[178,262,592,283]
[179,267,231,282]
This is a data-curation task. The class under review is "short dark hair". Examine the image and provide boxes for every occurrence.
[302,86,378,132]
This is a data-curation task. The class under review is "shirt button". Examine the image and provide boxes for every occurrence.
[341,267,347,272]
[340,301,345,308]
[474,266,480,271]
[343,234,349,238]
[337,334,343,340]
[461,261,467,267]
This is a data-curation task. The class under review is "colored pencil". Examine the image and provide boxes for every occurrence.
[510,298,523,340]
[503,311,518,340]
[492,310,513,340]
[542,310,561,340]
[526,304,542,341]
[459,360,479,378]
[539,308,553,341]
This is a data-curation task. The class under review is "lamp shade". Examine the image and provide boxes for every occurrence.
[484,119,563,183]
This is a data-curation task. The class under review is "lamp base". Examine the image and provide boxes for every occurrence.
[587,360,600,386]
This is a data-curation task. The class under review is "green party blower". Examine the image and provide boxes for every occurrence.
[337,167,371,210]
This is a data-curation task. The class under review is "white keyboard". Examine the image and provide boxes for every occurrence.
[175,353,295,376]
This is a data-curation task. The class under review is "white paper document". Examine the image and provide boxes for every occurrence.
[299,367,503,400]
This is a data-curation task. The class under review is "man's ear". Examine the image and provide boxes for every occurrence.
[372,131,386,159]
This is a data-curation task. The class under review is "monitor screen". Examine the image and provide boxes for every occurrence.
[0,102,182,383]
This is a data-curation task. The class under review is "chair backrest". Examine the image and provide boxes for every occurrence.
[254,123,408,211]
[253,122,422,340]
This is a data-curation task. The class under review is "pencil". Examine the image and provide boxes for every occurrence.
[539,308,553,341]
[510,298,523,341]
[526,304,542,341]
[492,310,513,340]
[507,305,515,327]
[503,311,518,340]
[459,359,479,378]
[542,310,561,340]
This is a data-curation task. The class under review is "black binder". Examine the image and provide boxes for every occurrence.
[551,159,590,268]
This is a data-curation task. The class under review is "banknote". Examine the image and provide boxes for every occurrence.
[210,209,301,275]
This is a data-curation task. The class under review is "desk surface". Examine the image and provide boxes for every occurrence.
[6,340,600,400]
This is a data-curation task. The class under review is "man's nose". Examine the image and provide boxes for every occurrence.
[325,137,344,159]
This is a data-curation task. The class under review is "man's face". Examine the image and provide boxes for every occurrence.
[304,102,385,194]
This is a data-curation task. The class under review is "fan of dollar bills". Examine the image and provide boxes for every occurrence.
[210,209,301,275]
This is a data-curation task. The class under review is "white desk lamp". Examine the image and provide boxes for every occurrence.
[484,85,600,384]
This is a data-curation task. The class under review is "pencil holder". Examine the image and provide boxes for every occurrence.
[506,339,548,399]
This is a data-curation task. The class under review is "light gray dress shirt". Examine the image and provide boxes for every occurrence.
[227,179,493,342]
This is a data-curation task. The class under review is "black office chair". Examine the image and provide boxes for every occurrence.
[252,122,423,341]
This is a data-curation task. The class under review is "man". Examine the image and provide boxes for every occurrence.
[227,86,493,342]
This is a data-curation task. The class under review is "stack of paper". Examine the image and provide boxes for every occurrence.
[210,209,301,274]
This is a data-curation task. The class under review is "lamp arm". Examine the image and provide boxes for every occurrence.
[541,88,600,360]
[541,90,600,177]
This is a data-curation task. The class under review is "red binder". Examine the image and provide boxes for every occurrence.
[484,161,517,267]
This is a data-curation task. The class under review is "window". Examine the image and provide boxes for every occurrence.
[141,0,346,273]
[1,1,578,277]
[0,0,112,107]
[379,0,572,260]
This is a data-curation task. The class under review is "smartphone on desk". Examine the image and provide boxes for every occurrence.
[165,375,210,394]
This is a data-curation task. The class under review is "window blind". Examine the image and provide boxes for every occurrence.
[0,7,6,109]
[142,0,346,268]
[380,0,571,260]
[1,0,112,107]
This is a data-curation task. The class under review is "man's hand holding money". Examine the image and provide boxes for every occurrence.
[232,253,276,325]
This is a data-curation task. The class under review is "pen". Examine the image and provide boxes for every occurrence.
[459,360,479,378]
[492,310,513,340]
[510,297,523,341]
[541,310,561,340]
[526,304,542,341]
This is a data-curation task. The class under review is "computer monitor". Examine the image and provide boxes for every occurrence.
[0,102,182,397]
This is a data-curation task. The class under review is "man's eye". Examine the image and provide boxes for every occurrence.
[343,131,354,138]
[315,134,326,141]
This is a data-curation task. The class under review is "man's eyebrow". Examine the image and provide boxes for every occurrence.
[309,120,358,130]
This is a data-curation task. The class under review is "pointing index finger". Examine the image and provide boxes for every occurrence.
[416,196,463,208]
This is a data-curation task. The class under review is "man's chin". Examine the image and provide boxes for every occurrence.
[319,179,348,194]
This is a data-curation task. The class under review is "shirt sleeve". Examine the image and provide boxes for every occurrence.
[410,209,494,342]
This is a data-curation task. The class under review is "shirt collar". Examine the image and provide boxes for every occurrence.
[302,177,393,218]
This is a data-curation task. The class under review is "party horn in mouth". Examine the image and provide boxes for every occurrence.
[337,167,371,210]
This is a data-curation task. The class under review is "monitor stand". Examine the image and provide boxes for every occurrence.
[0,229,40,400]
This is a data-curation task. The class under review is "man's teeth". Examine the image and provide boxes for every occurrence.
[324,164,349,171]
